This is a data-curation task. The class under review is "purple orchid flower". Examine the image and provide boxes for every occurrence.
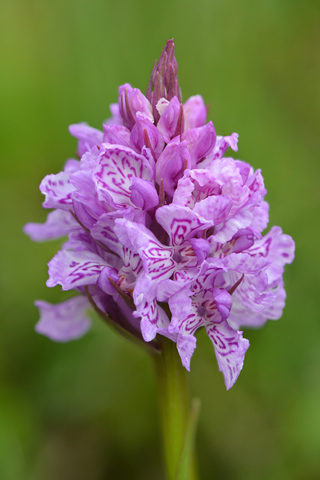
[24,39,294,390]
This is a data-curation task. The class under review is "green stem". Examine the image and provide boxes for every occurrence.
[153,337,199,480]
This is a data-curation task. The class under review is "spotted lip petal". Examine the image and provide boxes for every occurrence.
[247,226,295,285]
[228,281,287,329]
[133,295,170,342]
[198,133,239,168]
[173,168,220,208]
[70,169,110,222]
[176,335,197,371]
[206,322,249,390]
[92,144,154,208]
[193,195,232,224]
[156,204,212,246]
[40,172,76,211]
[90,212,124,257]
[114,219,175,282]
[47,250,110,290]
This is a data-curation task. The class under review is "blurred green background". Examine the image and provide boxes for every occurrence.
[1,0,319,479]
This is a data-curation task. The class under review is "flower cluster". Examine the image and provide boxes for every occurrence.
[24,40,294,389]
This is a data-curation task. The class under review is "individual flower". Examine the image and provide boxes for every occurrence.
[24,39,294,390]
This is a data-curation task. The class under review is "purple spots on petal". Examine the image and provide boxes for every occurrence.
[92,146,154,208]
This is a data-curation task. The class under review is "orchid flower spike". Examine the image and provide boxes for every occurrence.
[24,39,294,390]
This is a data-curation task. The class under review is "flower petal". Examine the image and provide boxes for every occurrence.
[118,84,153,129]
[23,210,79,242]
[47,250,109,290]
[90,212,125,257]
[92,145,154,208]
[133,289,170,341]
[69,123,103,156]
[231,271,274,311]
[228,281,286,329]
[183,95,207,131]
[155,140,192,196]
[193,195,232,224]
[114,219,175,281]
[40,172,76,210]
[213,208,254,244]
[35,296,91,342]
[248,226,295,285]
[102,124,132,148]
[177,334,197,371]
[172,176,195,206]
[156,204,211,246]
[251,201,269,233]
[130,112,165,158]
[206,322,249,390]
[130,177,159,210]
[157,96,182,143]
[182,121,216,165]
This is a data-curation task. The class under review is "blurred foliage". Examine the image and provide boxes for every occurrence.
[1,0,319,478]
